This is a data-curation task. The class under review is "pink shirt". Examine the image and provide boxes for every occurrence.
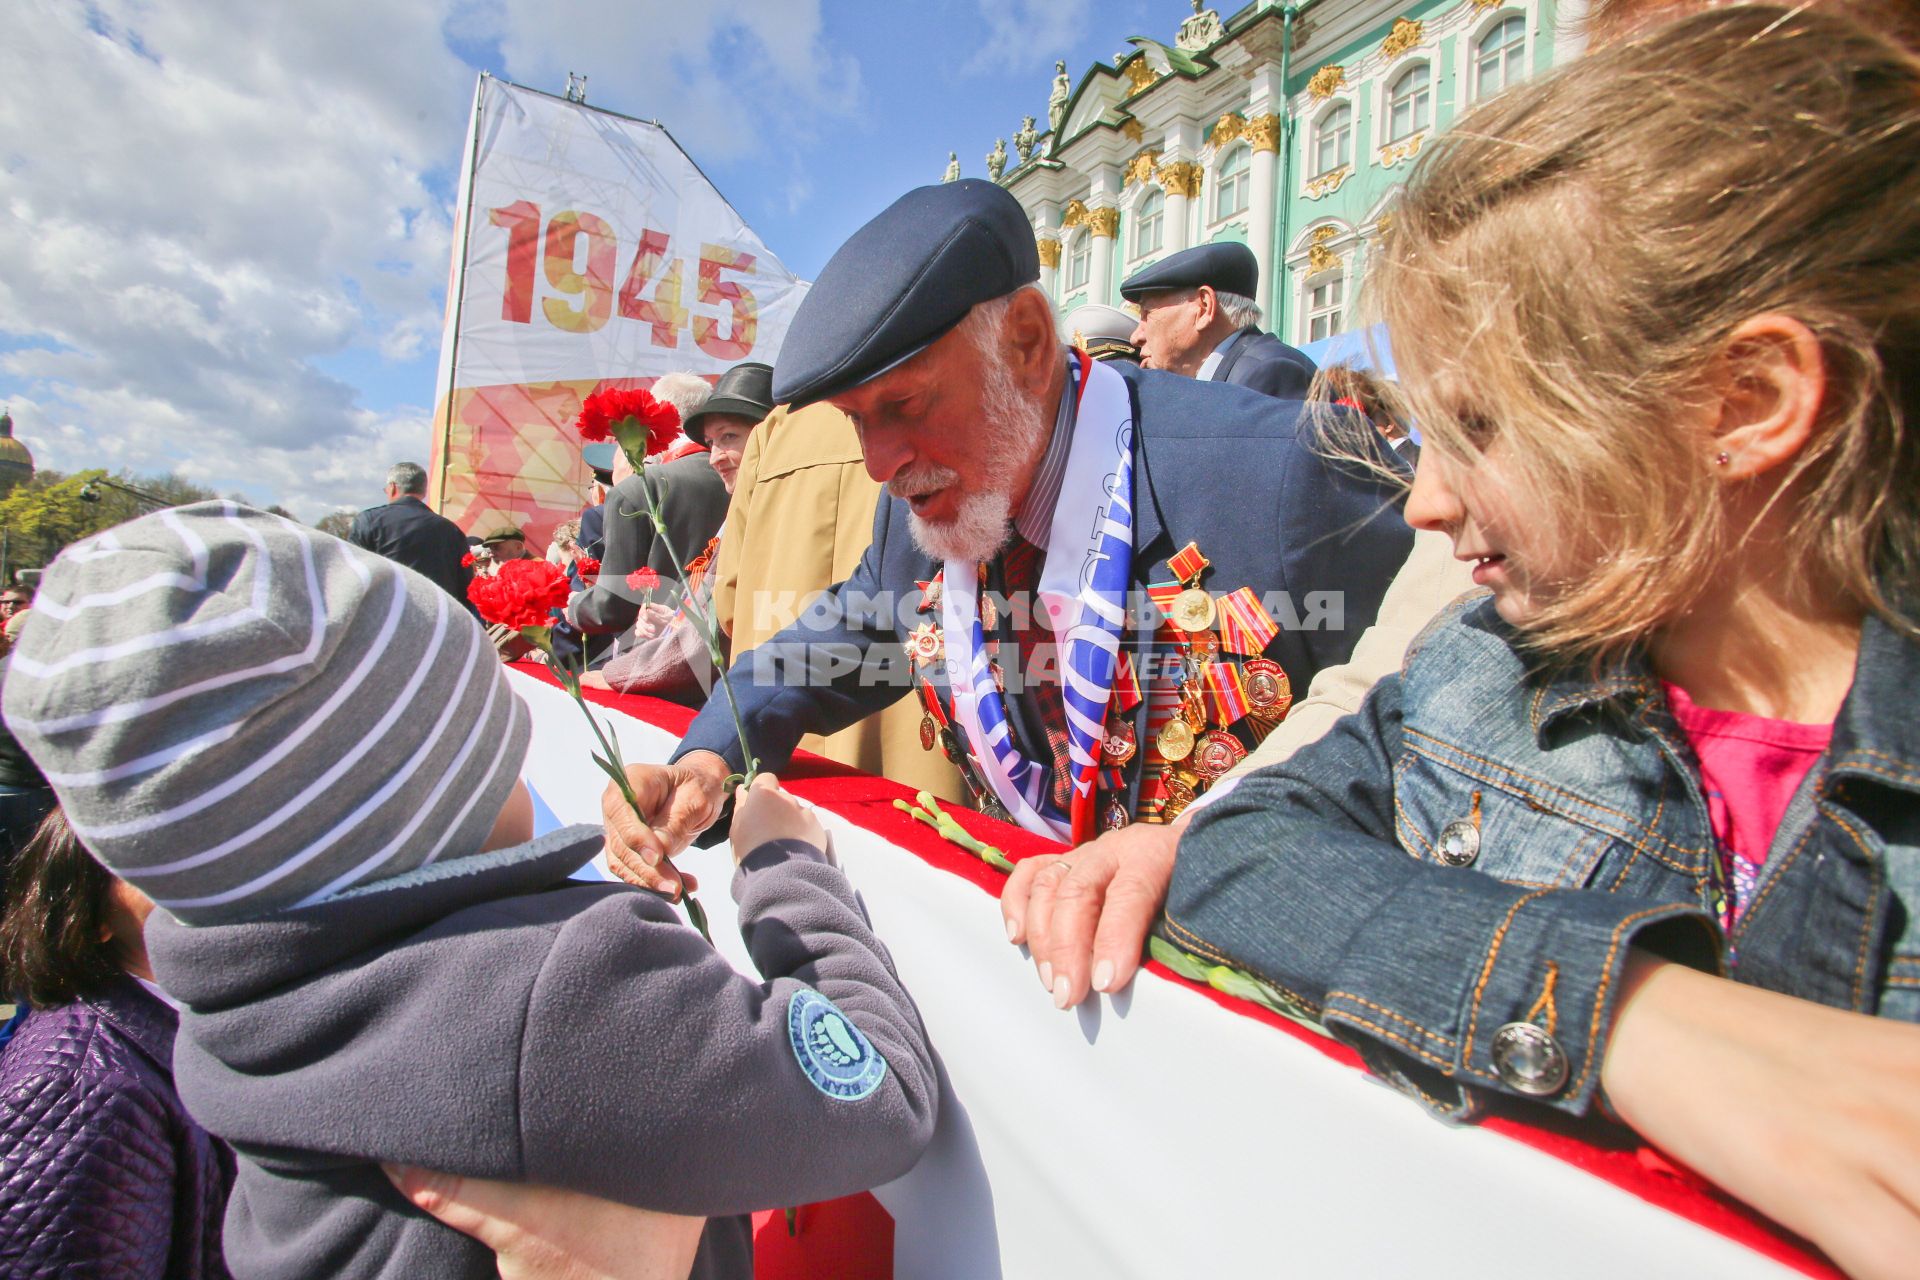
[1663,683,1832,929]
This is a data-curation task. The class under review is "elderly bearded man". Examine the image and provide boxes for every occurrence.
[603,180,1412,890]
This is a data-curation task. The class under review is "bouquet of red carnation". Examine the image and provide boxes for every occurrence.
[577,387,682,456]
[573,556,601,581]
[468,558,572,633]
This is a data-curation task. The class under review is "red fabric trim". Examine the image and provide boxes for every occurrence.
[751,1192,893,1279]
[510,662,1835,1278]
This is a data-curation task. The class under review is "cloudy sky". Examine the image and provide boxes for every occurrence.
[2,0,1163,519]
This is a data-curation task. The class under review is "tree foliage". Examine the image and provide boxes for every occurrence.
[314,510,357,541]
[0,469,220,575]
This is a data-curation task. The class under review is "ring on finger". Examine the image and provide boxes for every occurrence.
[1053,861,1073,876]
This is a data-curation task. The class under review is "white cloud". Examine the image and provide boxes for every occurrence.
[968,0,1093,75]
[0,1,859,521]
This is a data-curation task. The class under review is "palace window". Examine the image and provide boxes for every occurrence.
[1304,273,1345,344]
[1215,143,1250,220]
[1066,232,1090,290]
[1475,16,1527,100]
[1386,64,1431,142]
[1135,189,1165,258]
[1312,104,1352,177]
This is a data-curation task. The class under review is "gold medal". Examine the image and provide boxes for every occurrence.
[1171,588,1216,633]
[1192,730,1247,781]
[1156,717,1195,761]
[1242,658,1293,721]
[1164,770,1198,814]
[920,713,937,752]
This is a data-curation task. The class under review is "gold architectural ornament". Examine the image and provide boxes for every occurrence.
[1307,225,1342,274]
[1306,64,1346,101]
[1062,198,1090,229]
[1212,111,1246,146]
[1303,164,1353,201]
[1123,55,1160,95]
[1087,206,1123,239]
[1122,118,1145,143]
[1470,0,1503,9]
[1373,211,1396,239]
[1244,114,1283,154]
[1157,160,1204,198]
[1036,236,1063,268]
[1123,149,1163,188]
[1381,17,1425,60]
[1378,131,1427,168]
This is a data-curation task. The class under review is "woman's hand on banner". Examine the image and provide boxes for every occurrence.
[1002,818,1183,1009]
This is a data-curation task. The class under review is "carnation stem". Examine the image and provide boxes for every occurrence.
[549,629,713,943]
[632,468,760,790]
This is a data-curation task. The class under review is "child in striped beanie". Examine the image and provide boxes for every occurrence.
[3,502,937,1280]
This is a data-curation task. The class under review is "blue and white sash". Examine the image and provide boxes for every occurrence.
[941,358,1136,841]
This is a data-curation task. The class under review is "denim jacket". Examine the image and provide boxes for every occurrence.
[1169,593,1920,1120]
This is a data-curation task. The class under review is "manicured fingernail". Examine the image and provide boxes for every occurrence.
[1005,916,1020,942]
[1052,976,1071,1009]
[1039,961,1053,989]
[1093,960,1114,992]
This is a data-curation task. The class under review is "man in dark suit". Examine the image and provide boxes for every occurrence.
[599,180,1411,890]
[347,463,474,613]
[566,442,730,636]
[576,442,617,560]
[1121,242,1317,400]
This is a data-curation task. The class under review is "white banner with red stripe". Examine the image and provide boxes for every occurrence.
[506,667,1823,1280]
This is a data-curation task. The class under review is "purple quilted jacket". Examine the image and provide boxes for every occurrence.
[0,976,234,1278]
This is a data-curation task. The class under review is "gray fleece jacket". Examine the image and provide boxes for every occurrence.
[145,825,939,1280]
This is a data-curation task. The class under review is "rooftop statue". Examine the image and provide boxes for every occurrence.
[1013,115,1039,163]
[1048,60,1071,133]
[942,151,961,183]
[986,137,1008,181]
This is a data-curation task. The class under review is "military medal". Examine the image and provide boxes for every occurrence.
[1156,717,1195,761]
[1242,657,1293,722]
[1192,730,1247,781]
[1101,717,1137,767]
[920,714,937,752]
[916,575,943,614]
[1171,588,1216,633]
[1164,770,1198,815]
[980,592,998,632]
[1104,797,1131,831]
[908,620,945,667]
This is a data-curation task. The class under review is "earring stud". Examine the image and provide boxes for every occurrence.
[1714,451,1731,467]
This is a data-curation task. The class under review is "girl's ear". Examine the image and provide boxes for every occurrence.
[1709,314,1825,480]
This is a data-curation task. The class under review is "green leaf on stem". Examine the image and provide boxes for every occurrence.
[683,892,711,942]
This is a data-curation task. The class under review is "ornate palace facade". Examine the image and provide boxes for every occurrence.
[1000,0,1586,345]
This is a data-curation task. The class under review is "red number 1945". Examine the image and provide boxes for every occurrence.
[485,202,758,361]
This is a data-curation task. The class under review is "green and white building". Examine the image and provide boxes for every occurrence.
[1000,0,1587,345]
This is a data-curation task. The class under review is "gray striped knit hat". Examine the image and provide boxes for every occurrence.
[2,501,530,925]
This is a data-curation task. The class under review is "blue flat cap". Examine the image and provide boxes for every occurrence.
[1119,241,1260,302]
[773,179,1040,406]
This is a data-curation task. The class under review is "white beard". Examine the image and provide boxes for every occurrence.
[907,488,1014,562]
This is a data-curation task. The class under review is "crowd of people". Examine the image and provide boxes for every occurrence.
[1,0,1917,1276]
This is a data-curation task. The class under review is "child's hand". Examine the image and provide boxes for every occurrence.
[1603,956,1920,1280]
[729,774,827,865]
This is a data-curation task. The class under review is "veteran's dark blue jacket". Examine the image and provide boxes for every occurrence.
[674,362,1413,821]
[1211,325,1318,401]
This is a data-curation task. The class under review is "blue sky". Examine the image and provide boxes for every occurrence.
[1,0,1165,517]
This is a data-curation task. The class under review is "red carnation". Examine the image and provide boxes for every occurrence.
[576,386,683,456]
[470,557,572,631]
[461,551,476,567]
[627,567,661,594]
[574,556,601,579]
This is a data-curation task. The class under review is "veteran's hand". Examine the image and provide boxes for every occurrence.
[384,1165,705,1280]
[632,602,678,642]
[1001,816,1183,1009]
[1603,955,1920,1280]
[729,774,828,865]
[601,754,730,899]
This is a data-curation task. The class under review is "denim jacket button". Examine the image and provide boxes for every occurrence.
[1490,1022,1570,1096]
[1437,818,1480,867]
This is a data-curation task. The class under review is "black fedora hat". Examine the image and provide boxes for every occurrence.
[683,362,774,446]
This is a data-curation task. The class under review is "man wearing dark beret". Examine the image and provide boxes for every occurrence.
[602,179,1411,880]
[1120,241,1318,400]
